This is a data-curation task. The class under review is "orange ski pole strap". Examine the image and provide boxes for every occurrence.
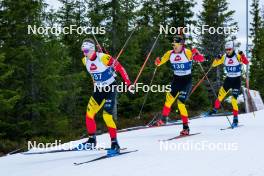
[133,34,160,86]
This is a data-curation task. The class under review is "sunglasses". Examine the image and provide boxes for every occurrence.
[225,48,232,51]
[171,43,182,47]
[82,48,90,54]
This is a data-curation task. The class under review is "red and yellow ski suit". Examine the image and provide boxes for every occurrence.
[156,48,204,125]
[82,52,130,139]
[212,52,249,117]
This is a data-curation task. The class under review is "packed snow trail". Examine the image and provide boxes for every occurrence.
[1,110,264,176]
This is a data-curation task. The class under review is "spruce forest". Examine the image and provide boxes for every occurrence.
[0,0,263,154]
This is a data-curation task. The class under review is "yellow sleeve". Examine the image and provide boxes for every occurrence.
[184,49,193,60]
[237,54,242,63]
[82,57,86,66]
[212,55,225,67]
[100,53,111,66]
[158,50,172,66]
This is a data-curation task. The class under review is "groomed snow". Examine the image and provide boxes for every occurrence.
[1,110,264,176]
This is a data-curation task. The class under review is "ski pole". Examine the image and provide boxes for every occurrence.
[92,33,105,53]
[92,25,137,73]
[133,34,160,86]
[241,65,256,118]
[146,112,161,127]
[189,65,213,96]
[114,25,138,62]
[110,25,139,74]
[198,63,232,128]
[245,75,256,118]
[136,67,158,119]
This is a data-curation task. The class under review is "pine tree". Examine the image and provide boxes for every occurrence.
[0,54,20,135]
[0,0,45,140]
[0,0,71,152]
[168,0,196,27]
[133,0,206,119]
[56,0,90,132]
[250,0,264,98]
[197,0,237,104]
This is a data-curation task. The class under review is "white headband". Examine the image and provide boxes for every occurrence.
[225,42,234,49]
[82,42,95,51]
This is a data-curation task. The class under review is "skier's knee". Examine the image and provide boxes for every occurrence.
[177,100,187,113]
[87,97,104,117]
[231,96,238,110]
[165,92,177,107]
[218,87,228,101]
[104,99,114,115]
[178,91,188,103]
[232,89,240,99]
[103,111,116,129]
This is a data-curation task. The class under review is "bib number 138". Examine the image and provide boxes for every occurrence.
[173,63,185,69]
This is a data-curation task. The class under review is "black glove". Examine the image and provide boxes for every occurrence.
[216,54,222,59]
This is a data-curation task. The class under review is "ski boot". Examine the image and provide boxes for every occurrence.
[231,116,239,128]
[204,108,217,117]
[76,135,97,150]
[180,124,190,136]
[155,116,169,126]
[107,138,120,156]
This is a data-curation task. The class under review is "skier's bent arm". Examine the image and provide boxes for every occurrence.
[191,48,205,62]
[185,49,193,60]
[101,53,131,86]
[212,55,225,67]
[238,51,249,65]
[155,50,172,66]
[112,60,131,86]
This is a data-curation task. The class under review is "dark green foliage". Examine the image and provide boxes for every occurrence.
[0,0,247,154]
[196,0,237,104]
[250,0,264,98]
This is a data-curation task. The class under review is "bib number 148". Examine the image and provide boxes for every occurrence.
[226,66,238,72]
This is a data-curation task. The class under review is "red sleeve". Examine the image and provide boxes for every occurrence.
[240,54,249,65]
[191,48,205,62]
[109,57,131,86]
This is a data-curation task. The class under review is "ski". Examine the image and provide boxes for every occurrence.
[220,125,244,130]
[200,112,232,118]
[118,121,182,133]
[74,149,138,166]
[208,112,233,116]
[23,147,127,155]
[23,148,103,155]
[159,132,201,141]
[6,148,24,155]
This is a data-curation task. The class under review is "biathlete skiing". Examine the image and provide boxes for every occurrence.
[80,38,131,155]
[154,35,205,135]
[207,41,249,127]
